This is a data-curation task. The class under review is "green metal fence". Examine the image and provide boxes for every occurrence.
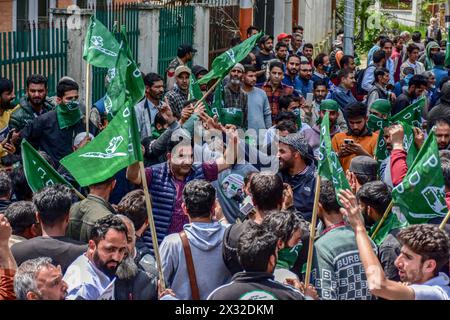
[0,20,67,100]
[158,5,195,78]
[91,2,140,103]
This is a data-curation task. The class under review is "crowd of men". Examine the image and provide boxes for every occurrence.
[0,21,450,301]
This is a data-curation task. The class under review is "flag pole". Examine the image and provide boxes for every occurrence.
[370,200,394,240]
[439,210,450,230]
[193,79,221,109]
[73,188,85,200]
[138,160,166,290]
[85,63,91,136]
[304,176,321,287]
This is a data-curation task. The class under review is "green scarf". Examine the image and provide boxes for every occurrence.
[369,212,408,246]
[56,101,82,129]
[276,242,303,270]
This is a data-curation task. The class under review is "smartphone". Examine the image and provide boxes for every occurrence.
[306,93,314,104]
[344,139,354,144]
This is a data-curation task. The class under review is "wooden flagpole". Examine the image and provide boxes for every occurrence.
[85,63,91,136]
[370,200,394,240]
[304,176,321,287]
[138,161,166,290]
[193,79,221,109]
[439,210,450,230]
[73,188,85,201]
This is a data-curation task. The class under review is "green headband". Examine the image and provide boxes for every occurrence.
[319,99,339,112]
[370,99,391,115]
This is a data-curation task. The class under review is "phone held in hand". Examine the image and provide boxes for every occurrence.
[344,139,354,145]
[306,93,313,104]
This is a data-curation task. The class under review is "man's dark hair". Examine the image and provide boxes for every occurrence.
[154,112,168,128]
[4,201,37,235]
[372,50,386,64]
[287,54,301,65]
[117,189,147,231]
[241,54,255,65]
[346,101,367,120]
[263,210,304,244]
[230,36,242,47]
[411,31,422,42]
[379,38,393,48]
[0,171,11,198]
[32,184,72,227]
[319,180,340,213]
[250,173,283,211]
[303,43,313,50]
[409,74,428,89]
[313,78,328,90]
[244,64,257,73]
[0,78,13,96]
[293,25,304,33]
[275,120,297,133]
[441,158,450,189]
[56,79,78,98]
[439,76,450,90]
[341,55,354,68]
[397,224,450,275]
[90,214,128,244]
[407,43,420,54]
[393,35,403,44]
[238,222,278,272]
[246,25,259,36]
[275,42,288,51]
[182,180,216,218]
[432,51,445,66]
[10,166,33,201]
[143,72,163,88]
[337,68,353,80]
[356,181,392,215]
[274,111,297,124]
[26,74,48,88]
[313,53,328,68]
[374,67,389,82]
[89,176,116,188]
[269,61,284,72]
[279,95,295,111]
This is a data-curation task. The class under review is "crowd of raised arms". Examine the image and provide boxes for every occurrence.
[0,22,450,301]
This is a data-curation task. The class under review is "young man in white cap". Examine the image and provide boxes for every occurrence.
[164,66,191,119]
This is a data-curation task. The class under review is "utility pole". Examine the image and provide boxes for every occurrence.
[239,0,254,39]
[343,0,355,56]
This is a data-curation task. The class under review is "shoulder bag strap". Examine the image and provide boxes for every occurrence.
[179,230,200,300]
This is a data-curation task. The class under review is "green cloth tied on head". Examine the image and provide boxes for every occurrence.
[319,99,339,112]
[56,101,82,129]
[370,99,391,116]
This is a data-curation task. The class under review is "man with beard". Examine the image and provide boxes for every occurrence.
[356,181,407,281]
[255,35,276,84]
[135,73,165,140]
[275,42,289,65]
[114,215,159,300]
[303,100,342,158]
[300,43,314,68]
[435,118,450,150]
[332,102,379,172]
[0,78,18,158]
[223,63,248,128]
[64,215,128,300]
[242,65,272,131]
[331,69,357,114]
[297,61,314,98]
[165,66,190,119]
[126,128,238,250]
[282,55,302,96]
[340,190,450,300]
[277,132,316,221]
[20,78,97,164]
[302,79,347,131]
[10,74,54,132]
[312,53,332,87]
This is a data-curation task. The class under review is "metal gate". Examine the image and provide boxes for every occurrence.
[254,0,275,36]
[0,20,67,99]
[90,2,140,103]
[158,5,194,78]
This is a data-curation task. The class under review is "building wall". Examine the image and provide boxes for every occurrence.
[0,1,13,32]
[57,0,75,8]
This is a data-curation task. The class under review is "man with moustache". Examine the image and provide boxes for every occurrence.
[223,63,248,128]
[282,55,302,96]
[435,118,450,150]
[277,132,316,221]
[135,73,165,140]
[64,215,128,300]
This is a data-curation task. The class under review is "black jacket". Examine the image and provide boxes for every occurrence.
[208,272,305,300]
[115,268,158,300]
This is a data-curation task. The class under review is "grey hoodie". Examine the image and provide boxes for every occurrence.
[160,221,231,300]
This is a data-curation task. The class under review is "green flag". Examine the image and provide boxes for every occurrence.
[60,102,143,187]
[399,121,418,167]
[446,27,450,67]
[318,112,351,198]
[368,113,390,132]
[198,32,263,84]
[390,97,425,127]
[83,16,121,68]
[104,27,144,116]
[369,212,408,246]
[374,128,390,163]
[189,73,203,101]
[210,80,244,127]
[392,131,448,224]
[21,140,74,192]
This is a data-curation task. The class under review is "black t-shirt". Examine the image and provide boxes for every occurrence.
[255,51,276,84]
[11,236,87,272]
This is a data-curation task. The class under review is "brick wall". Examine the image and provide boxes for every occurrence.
[0,1,13,32]
[57,0,75,8]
